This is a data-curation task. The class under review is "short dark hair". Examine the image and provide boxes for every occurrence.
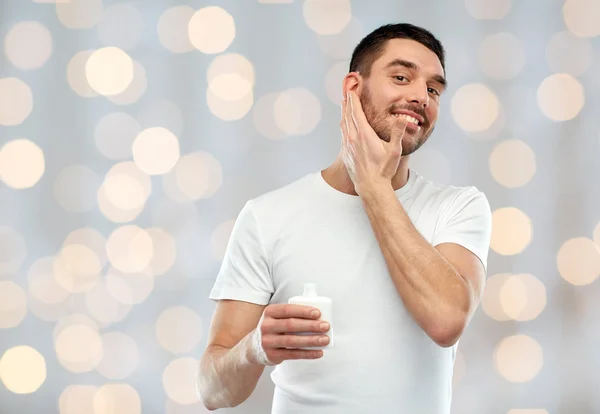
[349,23,446,78]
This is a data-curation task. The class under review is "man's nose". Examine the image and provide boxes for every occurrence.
[405,81,429,109]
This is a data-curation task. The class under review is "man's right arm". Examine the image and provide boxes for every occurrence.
[198,299,266,410]
[197,300,330,410]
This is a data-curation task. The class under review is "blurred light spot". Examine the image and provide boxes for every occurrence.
[563,0,600,38]
[163,357,201,405]
[103,174,146,211]
[96,332,139,380]
[53,244,102,293]
[64,228,108,270]
[208,74,252,101]
[490,207,532,255]
[0,78,33,126]
[132,127,180,175]
[210,220,235,260]
[489,140,536,188]
[451,83,500,132]
[188,7,235,54]
[53,165,101,212]
[0,139,45,189]
[28,257,70,305]
[303,0,351,35]
[106,61,147,106]
[482,273,512,321]
[207,53,255,87]
[59,385,97,414]
[158,6,195,54]
[29,295,71,322]
[494,335,543,382]
[408,148,452,186]
[56,0,103,29]
[274,88,322,136]
[146,228,176,275]
[0,226,27,275]
[156,306,203,354]
[546,31,592,76]
[479,33,525,80]
[86,47,134,96]
[465,0,511,19]
[137,99,184,137]
[325,61,349,105]
[317,17,364,60]
[508,410,549,414]
[557,237,600,286]
[85,280,122,325]
[258,0,293,3]
[53,314,98,343]
[55,324,104,373]
[105,268,154,305]
[98,161,151,223]
[207,87,254,121]
[0,346,46,394]
[4,21,52,70]
[0,281,27,328]
[500,274,547,321]
[107,225,154,273]
[67,51,98,98]
[93,384,141,414]
[97,4,143,50]
[163,152,223,202]
[95,112,140,160]
[537,73,584,121]
[253,93,287,140]
[593,222,600,245]
[452,350,465,388]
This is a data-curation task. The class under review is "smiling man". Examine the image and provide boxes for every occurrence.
[198,23,492,413]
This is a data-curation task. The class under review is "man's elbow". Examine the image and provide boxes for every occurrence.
[428,316,468,348]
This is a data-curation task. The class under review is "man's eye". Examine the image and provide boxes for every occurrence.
[394,76,407,82]
[428,87,440,96]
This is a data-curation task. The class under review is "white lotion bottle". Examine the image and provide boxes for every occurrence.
[287,283,333,350]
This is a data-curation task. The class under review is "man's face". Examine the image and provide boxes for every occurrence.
[358,39,446,156]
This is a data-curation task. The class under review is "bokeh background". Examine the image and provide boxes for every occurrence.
[1,0,600,413]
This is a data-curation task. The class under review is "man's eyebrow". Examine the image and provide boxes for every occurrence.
[385,58,447,89]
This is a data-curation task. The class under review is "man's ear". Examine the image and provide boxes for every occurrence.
[342,72,362,100]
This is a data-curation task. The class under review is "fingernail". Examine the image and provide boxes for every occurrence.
[320,322,330,331]
[311,310,320,318]
[319,336,330,345]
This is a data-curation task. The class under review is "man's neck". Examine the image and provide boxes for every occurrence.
[321,155,410,196]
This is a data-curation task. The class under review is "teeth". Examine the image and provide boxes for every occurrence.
[392,114,419,125]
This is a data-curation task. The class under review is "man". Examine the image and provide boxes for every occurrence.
[197,23,492,413]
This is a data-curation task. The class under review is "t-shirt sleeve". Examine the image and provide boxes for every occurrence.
[431,187,493,272]
[208,200,274,305]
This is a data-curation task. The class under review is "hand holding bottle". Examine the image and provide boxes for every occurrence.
[248,303,330,366]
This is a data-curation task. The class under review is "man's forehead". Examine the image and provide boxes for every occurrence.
[375,39,444,73]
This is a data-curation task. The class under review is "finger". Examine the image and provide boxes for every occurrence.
[348,90,368,131]
[264,332,330,349]
[262,317,329,334]
[390,120,408,152]
[268,349,323,361]
[344,93,353,141]
[348,92,359,136]
[264,304,320,320]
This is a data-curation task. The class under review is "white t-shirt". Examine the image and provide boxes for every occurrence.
[209,169,492,414]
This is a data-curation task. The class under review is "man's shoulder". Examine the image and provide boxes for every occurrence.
[411,170,488,211]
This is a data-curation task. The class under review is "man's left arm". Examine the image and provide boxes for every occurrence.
[361,183,491,348]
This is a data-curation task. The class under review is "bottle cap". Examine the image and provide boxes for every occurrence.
[303,283,317,297]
